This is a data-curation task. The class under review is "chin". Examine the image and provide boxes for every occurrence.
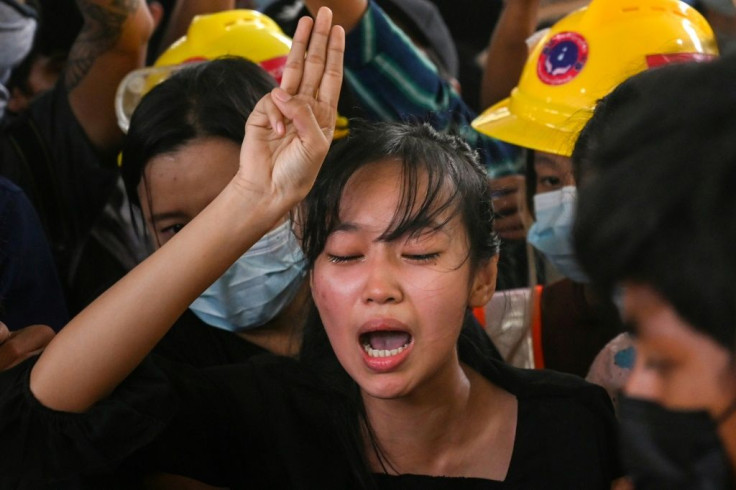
[357,375,414,401]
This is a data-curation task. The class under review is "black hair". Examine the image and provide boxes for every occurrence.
[301,120,499,270]
[120,56,277,208]
[298,120,500,486]
[572,54,736,350]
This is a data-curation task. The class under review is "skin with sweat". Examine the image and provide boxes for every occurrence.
[311,158,517,480]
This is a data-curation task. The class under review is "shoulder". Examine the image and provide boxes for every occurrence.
[486,361,622,483]
[479,357,619,448]
[474,359,623,485]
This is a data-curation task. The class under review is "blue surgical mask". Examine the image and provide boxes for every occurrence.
[0,0,37,117]
[189,220,307,332]
[527,186,589,283]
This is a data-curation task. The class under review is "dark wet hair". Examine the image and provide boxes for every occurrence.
[298,120,501,487]
[572,54,736,350]
[301,120,499,271]
[120,56,276,207]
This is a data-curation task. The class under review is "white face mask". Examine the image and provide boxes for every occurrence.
[189,220,307,332]
[0,0,37,117]
[526,186,589,283]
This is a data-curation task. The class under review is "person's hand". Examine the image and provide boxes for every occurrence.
[0,322,55,371]
[490,174,532,241]
[236,7,345,211]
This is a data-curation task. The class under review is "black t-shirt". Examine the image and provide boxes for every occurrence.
[0,80,148,313]
[0,349,620,489]
[152,308,271,367]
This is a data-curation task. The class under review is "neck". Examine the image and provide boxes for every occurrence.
[238,281,310,357]
[361,362,516,479]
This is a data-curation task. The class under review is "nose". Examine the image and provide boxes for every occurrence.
[361,254,403,305]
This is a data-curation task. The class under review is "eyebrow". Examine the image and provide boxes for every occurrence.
[332,222,359,233]
[534,157,562,168]
[150,210,189,223]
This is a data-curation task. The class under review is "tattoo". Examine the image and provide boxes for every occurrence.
[65,0,138,91]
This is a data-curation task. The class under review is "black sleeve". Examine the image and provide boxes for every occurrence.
[0,356,177,488]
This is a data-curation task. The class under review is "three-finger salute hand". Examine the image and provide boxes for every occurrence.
[237,7,345,210]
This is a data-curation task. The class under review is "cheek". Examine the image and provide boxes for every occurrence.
[311,264,354,333]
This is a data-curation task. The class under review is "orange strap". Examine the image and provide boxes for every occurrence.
[472,306,486,328]
[531,285,545,369]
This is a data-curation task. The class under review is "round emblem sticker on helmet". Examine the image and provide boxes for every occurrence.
[537,31,589,85]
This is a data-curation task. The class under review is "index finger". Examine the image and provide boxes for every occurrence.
[280,15,314,95]
[317,24,345,113]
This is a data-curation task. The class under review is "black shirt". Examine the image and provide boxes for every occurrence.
[0,80,148,314]
[0,349,620,489]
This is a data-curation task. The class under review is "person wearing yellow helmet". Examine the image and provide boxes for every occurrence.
[471,0,719,377]
[0,11,623,488]
[116,7,503,373]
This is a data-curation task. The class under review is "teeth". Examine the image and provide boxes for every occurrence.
[362,341,410,358]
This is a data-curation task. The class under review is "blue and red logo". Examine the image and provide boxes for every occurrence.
[537,32,588,85]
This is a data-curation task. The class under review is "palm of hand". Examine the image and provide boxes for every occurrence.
[237,9,344,208]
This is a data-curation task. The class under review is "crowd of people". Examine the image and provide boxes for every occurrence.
[0,0,735,488]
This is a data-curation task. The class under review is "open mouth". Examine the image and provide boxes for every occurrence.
[360,331,413,358]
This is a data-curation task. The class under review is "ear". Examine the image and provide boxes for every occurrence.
[469,255,498,308]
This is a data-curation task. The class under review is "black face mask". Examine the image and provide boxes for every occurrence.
[619,396,736,490]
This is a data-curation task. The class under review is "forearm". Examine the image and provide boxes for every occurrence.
[302,0,367,33]
[480,0,540,109]
[67,0,154,150]
[30,182,281,413]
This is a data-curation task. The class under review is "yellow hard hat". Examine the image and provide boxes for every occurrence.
[472,0,718,156]
[117,10,292,132]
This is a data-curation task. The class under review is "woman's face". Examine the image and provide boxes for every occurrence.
[137,137,240,247]
[311,159,496,402]
[622,282,736,418]
[533,151,575,195]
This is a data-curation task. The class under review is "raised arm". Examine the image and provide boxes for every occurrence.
[480,0,540,109]
[66,0,155,151]
[30,7,345,413]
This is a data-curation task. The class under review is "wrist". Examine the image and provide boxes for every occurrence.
[223,176,294,237]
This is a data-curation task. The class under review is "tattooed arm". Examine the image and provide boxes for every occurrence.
[66,0,154,151]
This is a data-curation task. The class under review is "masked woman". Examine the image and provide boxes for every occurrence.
[0,8,621,489]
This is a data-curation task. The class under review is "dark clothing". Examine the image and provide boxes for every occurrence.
[152,308,270,367]
[0,176,68,331]
[0,350,620,489]
[541,279,623,377]
[0,80,148,314]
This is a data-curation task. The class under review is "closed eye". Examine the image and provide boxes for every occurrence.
[404,253,440,263]
[327,254,363,264]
